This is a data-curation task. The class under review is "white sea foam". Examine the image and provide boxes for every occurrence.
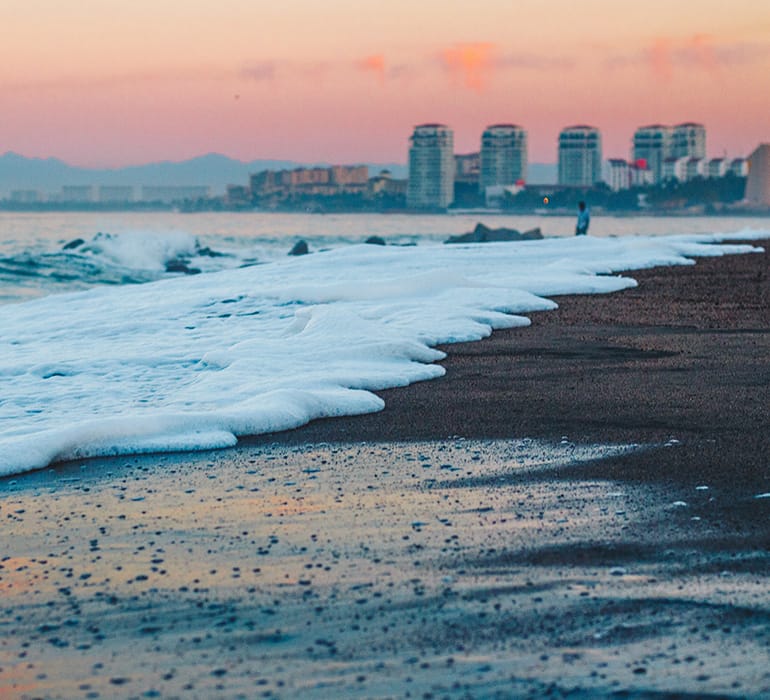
[78,230,201,271]
[0,231,765,476]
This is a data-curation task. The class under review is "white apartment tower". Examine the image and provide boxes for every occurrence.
[407,124,454,209]
[745,144,770,207]
[558,125,602,186]
[633,124,672,184]
[479,124,528,192]
[671,122,706,160]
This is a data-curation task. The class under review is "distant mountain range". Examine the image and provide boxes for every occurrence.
[0,152,557,197]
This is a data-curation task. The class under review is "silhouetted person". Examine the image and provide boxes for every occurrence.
[575,201,590,236]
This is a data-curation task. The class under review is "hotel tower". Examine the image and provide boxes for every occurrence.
[407,124,455,209]
[479,124,528,192]
[558,125,602,187]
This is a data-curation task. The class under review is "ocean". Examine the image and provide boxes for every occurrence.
[1,211,768,476]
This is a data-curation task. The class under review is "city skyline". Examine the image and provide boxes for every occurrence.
[3,0,769,168]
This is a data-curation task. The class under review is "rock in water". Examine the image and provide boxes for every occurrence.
[63,238,85,250]
[445,223,544,244]
[289,240,309,256]
[165,260,201,274]
[364,236,386,246]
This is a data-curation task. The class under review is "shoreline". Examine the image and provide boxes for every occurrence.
[3,204,770,217]
[257,242,769,484]
[1,243,768,698]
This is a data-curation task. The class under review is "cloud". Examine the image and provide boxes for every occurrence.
[240,61,277,82]
[496,52,575,71]
[357,54,386,84]
[440,43,496,92]
[606,36,770,79]
[716,39,770,64]
[439,43,574,91]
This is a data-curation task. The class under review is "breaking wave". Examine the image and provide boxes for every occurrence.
[0,230,240,300]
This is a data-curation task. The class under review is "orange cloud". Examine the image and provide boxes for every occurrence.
[441,43,496,92]
[357,54,386,84]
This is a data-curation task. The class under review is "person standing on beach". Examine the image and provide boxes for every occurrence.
[575,201,590,236]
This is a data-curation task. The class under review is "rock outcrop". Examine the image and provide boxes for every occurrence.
[445,223,543,244]
[288,240,309,256]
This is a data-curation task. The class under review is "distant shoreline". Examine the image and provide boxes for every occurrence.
[1,203,769,217]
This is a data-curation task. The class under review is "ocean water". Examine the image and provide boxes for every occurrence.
[0,211,768,476]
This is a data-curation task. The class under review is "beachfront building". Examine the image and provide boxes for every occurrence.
[663,157,689,182]
[479,124,528,193]
[98,186,135,203]
[745,144,770,207]
[367,170,408,199]
[249,165,369,202]
[60,186,95,203]
[631,162,655,188]
[672,122,706,160]
[9,190,43,203]
[633,125,672,184]
[632,123,707,183]
[683,157,706,180]
[661,156,712,183]
[225,184,251,207]
[407,124,454,209]
[730,158,749,177]
[606,159,653,191]
[558,125,602,187]
[607,159,630,191]
[707,158,729,178]
[140,186,210,203]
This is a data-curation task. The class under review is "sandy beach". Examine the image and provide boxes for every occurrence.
[1,242,768,699]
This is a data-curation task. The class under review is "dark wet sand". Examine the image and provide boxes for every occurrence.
[1,242,769,699]
[266,242,770,509]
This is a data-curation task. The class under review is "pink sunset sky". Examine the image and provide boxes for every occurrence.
[3,0,769,168]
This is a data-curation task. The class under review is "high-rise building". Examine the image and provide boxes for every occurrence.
[479,124,528,192]
[558,125,602,186]
[745,144,770,207]
[407,124,454,209]
[633,125,672,184]
[671,122,706,160]
[632,123,707,183]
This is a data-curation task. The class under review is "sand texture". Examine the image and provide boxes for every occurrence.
[1,242,768,699]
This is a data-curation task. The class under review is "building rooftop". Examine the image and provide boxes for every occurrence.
[485,123,525,130]
[561,124,599,131]
[414,123,450,130]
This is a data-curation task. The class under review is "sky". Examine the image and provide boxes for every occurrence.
[2,0,769,167]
